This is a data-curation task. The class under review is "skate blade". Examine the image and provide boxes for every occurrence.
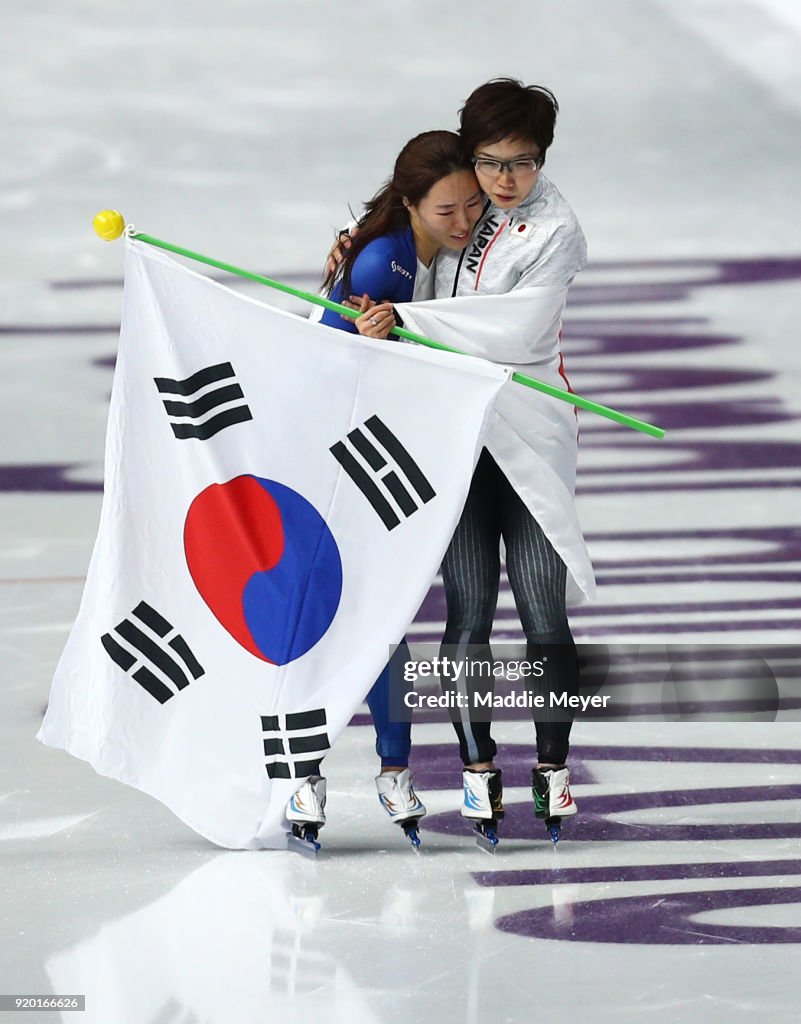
[404,828,422,852]
[401,819,422,853]
[287,832,321,858]
[474,826,499,856]
[546,816,562,845]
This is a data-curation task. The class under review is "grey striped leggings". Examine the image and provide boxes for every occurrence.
[440,449,579,766]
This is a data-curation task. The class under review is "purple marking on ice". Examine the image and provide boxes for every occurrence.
[0,464,102,493]
[567,316,705,329]
[595,698,794,718]
[410,532,801,612]
[577,481,801,495]
[0,324,118,335]
[596,254,801,281]
[584,527,801,565]
[423,784,801,843]
[49,277,124,290]
[519,597,801,616]
[494,887,801,945]
[566,255,801,309]
[414,587,800,633]
[46,255,801,298]
[472,859,801,888]
[349,712,376,728]
[401,734,801,834]
[405,628,794,646]
[573,621,799,635]
[48,271,322,291]
[563,329,735,355]
[578,440,801,474]
[558,744,801,764]
[580,367,771,391]
[593,571,801,585]
[584,400,797,431]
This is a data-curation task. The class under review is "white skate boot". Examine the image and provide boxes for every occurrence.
[461,768,504,853]
[531,766,577,844]
[286,775,327,854]
[375,768,426,850]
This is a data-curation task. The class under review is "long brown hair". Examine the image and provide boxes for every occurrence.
[324,130,473,298]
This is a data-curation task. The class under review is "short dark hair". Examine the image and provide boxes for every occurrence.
[459,78,559,165]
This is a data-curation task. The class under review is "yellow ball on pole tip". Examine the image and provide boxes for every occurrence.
[93,209,126,241]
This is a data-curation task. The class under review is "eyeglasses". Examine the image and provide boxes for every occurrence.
[472,157,540,178]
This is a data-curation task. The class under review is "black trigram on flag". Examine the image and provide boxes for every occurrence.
[330,414,436,530]
[154,361,253,440]
[261,709,330,779]
[101,601,205,704]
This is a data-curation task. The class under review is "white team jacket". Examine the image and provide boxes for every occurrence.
[396,174,596,606]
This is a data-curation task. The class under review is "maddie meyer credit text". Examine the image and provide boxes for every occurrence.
[401,655,611,712]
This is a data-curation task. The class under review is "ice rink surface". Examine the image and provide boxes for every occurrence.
[2,1,801,1021]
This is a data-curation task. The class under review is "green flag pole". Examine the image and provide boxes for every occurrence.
[91,211,665,439]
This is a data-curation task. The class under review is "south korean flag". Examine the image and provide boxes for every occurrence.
[37,240,507,849]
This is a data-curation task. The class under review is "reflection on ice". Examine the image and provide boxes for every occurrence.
[43,850,514,1023]
[45,854,376,1024]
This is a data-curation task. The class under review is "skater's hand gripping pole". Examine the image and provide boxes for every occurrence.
[92,211,665,439]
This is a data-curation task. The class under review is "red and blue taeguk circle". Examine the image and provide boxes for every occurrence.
[184,475,342,665]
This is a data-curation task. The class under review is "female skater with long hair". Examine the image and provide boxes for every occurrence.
[286,130,484,850]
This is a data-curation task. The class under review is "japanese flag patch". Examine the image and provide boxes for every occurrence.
[510,220,536,240]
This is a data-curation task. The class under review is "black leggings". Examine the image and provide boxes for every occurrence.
[439,449,579,766]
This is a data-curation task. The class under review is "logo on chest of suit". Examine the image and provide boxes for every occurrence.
[391,260,413,280]
[465,215,500,275]
[510,220,536,239]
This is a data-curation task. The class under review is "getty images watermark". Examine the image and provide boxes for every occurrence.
[401,654,610,713]
[381,643,793,723]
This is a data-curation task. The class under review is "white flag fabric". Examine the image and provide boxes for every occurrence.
[37,240,507,850]
[396,288,596,606]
